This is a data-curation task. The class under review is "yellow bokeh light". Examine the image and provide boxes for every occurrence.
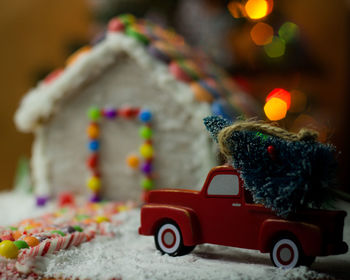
[245,0,269,20]
[264,97,287,121]
[250,22,273,46]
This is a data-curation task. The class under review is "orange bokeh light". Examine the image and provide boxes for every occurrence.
[266,88,291,110]
[264,97,287,121]
[250,22,273,46]
[245,0,273,20]
[227,1,245,18]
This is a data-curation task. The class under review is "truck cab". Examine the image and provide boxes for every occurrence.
[139,166,348,269]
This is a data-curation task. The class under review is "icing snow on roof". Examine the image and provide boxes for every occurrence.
[15,14,259,132]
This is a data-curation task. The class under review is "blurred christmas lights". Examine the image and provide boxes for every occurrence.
[264,97,287,121]
[227,1,245,18]
[278,22,299,43]
[264,36,286,58]
[250,22,273,46]
[266,88,291,109]
[245,0,273,20]
[264,88,291,121]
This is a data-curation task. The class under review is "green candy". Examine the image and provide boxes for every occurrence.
[73,225,83,232]
[126,26,149,45]
[88,107,101,121]
[9,226,18,231]
[141,178,154,190]
[13,240,29,250]
[51,230,65,236]
[139,126,153,140]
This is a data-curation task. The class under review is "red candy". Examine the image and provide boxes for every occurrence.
[119,107,140,118]
[58,192,75,207]
[169,61,192,83]
[87,153,98,169]
[108,18,125,32]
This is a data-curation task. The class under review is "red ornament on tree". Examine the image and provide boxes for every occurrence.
[267,145,277,160]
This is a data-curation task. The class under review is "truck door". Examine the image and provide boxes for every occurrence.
[200,171,245,247]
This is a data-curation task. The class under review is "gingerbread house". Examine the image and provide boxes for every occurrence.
[14,15,259,202]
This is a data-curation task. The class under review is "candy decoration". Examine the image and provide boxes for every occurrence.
[190,81,214,103]
[0,240,19,259]
[95,216,110,223]
[13,240,29,250]
[58,192,75,207]
[43,69,63,85]
[87,153,98,168]
[169,61,192,83]
[88,140,100,151]
[13,231,22,241]
[87,123,99,139]
[73,226,83,232]
[88,107,101,121]
[119,107,140,118]
[118,14,136,26]
[139,126,153,140]
[126,154,140,169]
[23,236,40,248]
[51,230,66,237]
[108,18,125,32]
[140,162,152,175]
[103,107,118,119]
[139,110,152,122]
[141,178,154,190]
[66,46,91,66]
[86,106,155,202]
[126,25,150,45]
[87,176,101,192]
[140,144,154,159]
[147,44,171,64]
[90,193,101,203]
[36,195,49,207]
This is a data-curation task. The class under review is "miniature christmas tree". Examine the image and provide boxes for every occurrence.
[204,116,337,217]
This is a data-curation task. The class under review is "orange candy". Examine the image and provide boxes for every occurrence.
[87,123,99,139]
[23,236,40,247]
[13,231,22,240]
[190,82,214,103]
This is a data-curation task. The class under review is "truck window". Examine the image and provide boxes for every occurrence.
[207,174,239,196]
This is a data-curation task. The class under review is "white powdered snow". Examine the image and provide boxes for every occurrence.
[1,192,349,280]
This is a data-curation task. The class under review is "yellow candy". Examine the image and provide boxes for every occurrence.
[126,154,140,168]
[139,144,154,159]
[95,216,110,223]
[116,205,128,212]
[0,240,19,259]
[87,176,101,192]
[87,124,99,139]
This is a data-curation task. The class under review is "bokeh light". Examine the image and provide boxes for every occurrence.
[227,1,245,18]
[264,97,287,121]
[250,22,273,46]
[264,36,286,58]
[266,88,291,109]
[245,0,271,20]
[278,22,299,42]
[289,90,307,113]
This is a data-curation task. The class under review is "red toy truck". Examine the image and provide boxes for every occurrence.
[139,166,348,269]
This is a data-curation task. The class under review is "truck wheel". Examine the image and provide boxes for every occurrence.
[270,238,301,269]
[155,222,194,256]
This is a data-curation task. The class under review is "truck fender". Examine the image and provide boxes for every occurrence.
[140,204,199,246]
[258,219,322,256]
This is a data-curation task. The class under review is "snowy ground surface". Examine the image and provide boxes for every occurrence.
[0,191,350,280]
